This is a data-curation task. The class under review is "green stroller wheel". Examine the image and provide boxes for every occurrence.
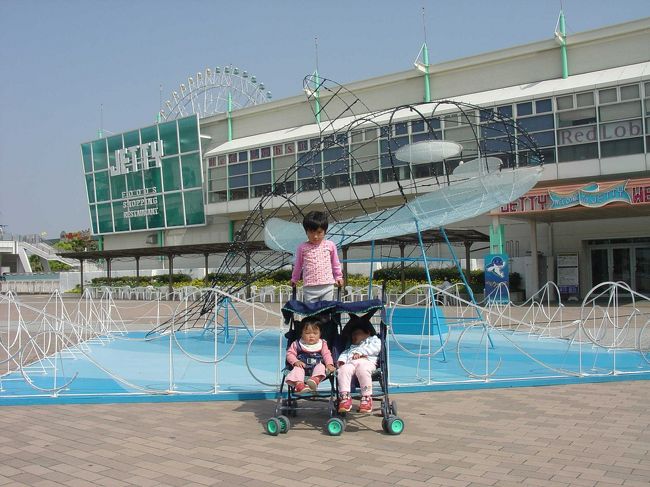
[386,416,405,435]
[277,415,291,433]
[326,417,345,436]
[266,417,281,436]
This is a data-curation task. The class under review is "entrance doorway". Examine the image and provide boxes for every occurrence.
[589,238,650,295]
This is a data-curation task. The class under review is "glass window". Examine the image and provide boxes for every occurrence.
[261,146,271,158]
[112,201,129,232]
[162,156,181,191]
[147,201,164,229]
[228,162,248,176]
[479,108,494,122]
[110,174,126,200]
[106,135,122,169]
[557,143,598,162]
[297,140,308,152]
[601,138,644,158]
[600,119,643,141]
[556,95,573,110]
[92,139,108,171]
[123,130,139,149]
[251,159,271,172]
[497,105,513,117]
[411,120,425,133]
[140,125,158,144]
[365,127,378,139]
[285,142,295,154]
[238,151,248,162]
[556,124,597,146]
[94,171,110,202]
[273,145,283,157]
[557,108,597,127]
[181,153,202,189]
[250,172,271,185]
[158,121,178,156]
[273,155,293,170]
[516,102,533,116]
[178,116,199,153]
[427,117,441,130]
[228,174,248,188]
[229,188,249,200]
[183,190,205,225]
[143,166,162,191]
[164,193,184,226]
[228,153,237,164]
[126,171,144,193]
[599,88,617,104]
[299,178,320,191]
[529,130,555,147]
[89,205,98,234]
[394,122,408,135]
[620,84,640,100]
[576,92,594,108]
[97,203,114,233]
[218,155,227,166]
[535,99,552,113]
[82,143,93,172]
[208,157,216,168]
[516,114,554,132]
[599,101,642,122]
[444,114,459,128]
[412,131,440,143]
[85,175,95,203]
[250,148,260,160]
[323,147,346,161]
[323,160,348,176]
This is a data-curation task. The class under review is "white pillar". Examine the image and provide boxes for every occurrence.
[530,220,539,294]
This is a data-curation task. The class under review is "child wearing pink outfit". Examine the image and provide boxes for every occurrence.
[337,317,381,413]
[291,211,343,303]
[285,318,335,393]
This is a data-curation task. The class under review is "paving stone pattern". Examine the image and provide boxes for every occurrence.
[0,381,648,486]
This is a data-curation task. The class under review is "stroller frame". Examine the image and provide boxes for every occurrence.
[266,297,405,436]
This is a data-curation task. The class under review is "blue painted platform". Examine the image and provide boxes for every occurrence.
[1,326,649,406]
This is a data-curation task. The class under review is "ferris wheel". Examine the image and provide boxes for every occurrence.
[159,65,272,121]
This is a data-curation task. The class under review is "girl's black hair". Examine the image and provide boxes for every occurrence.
[298,316,323,335]
[302,211,329,232]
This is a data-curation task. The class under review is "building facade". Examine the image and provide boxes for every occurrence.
[84,18,650,298]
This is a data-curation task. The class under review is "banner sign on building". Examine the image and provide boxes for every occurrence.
[81,115,205,235]
[557,253,579,295]
[484,253,509,303]
[495,178,650,215]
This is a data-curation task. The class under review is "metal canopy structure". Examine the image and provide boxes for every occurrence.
[57,228,488,294]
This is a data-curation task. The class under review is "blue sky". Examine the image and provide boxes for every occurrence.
[0,0,648,237]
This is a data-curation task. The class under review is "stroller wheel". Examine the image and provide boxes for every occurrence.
[386,416,405,435]
[277,415,291,433]
[266,417,281,436]
[326,417,345,436]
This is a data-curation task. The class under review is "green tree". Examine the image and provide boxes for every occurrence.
[54,230,98,252]
[29,254,44,272]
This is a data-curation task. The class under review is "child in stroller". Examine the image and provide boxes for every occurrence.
[267,299,404,436]
[285,316,336,393]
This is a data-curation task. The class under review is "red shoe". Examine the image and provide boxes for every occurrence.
[338,394,352,413]
[294,382,309,394]
[306,377,321,391]
[358,396,373,413]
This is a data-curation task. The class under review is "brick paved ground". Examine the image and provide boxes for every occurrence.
[0,381,648,487]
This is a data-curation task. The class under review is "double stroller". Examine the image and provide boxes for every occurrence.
[265,294,405,436]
